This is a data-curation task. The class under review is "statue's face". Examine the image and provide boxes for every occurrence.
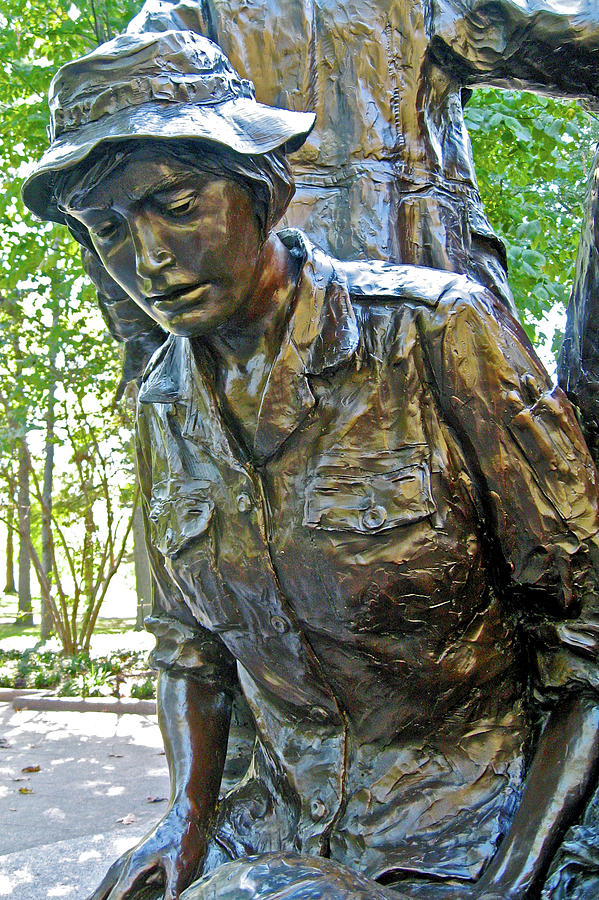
[64,149,263,336]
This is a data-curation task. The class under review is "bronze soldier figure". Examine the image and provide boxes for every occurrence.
[125,0,599,310]
[87,0,599,463]
[23,29,599,900]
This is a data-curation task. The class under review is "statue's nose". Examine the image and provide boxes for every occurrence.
[132,219,174,278]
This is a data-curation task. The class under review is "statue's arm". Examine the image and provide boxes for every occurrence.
[431,0,599,102]
[157,669,231,848]
[88,673,231,900]
[557,146,599,459]
[422,284,599,898]
[473,694,599,899]
[87,408,237,900]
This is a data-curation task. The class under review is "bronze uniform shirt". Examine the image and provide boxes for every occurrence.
[136,231,599,887]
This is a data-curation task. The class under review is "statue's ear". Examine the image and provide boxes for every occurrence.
[79,246,168,398]
[80,246,125,302]
[64,213,96,254]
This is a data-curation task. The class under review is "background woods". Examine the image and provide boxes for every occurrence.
[0,0,140,652]
[0,0,598,651]
[465,87,599,352]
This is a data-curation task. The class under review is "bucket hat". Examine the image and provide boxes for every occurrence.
[22,29,315,223]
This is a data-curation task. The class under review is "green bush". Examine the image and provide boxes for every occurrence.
[0,647,152,696]
[130,676,156,700]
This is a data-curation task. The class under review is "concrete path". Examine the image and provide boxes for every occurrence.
[0,703,169,899]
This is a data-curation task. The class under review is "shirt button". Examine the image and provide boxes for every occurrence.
[270,615,289,634]
[310,796,327,822]
[236,492,252,513]
[362,504,387,531]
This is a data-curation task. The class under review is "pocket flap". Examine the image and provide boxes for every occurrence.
[304,463,435,533]
[149,481,214,559]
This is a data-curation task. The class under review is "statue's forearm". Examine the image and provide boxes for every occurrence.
[157,670,232,824]
[434,1,599,102]
[476,693,599,898]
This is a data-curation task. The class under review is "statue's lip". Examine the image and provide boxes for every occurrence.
[150,282,208,307]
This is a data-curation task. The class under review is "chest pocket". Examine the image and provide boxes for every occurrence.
[149,479,214,559]
[303,457,435,534]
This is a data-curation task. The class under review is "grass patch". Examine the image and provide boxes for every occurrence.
[0,591,138,643]
[0,617,137,643]
[0,621,38,642]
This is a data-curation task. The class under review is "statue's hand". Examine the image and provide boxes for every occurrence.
[415,882,508,900]
[469,882,510,900]
[86,802,205,900]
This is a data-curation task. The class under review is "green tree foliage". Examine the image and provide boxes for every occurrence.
[0,0,137,651]
[0,0,138,429]
[465,88,599,354]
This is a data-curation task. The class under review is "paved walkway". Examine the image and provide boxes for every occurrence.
[0,703,169,899]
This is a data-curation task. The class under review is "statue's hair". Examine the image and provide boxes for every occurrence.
[52,138,295,249]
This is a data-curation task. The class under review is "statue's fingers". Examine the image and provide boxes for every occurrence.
[106,861,159,900]
[86,856,128,900]
[162,856,194,900]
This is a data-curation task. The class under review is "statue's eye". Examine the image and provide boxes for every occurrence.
[165,194,197,217]
[91,219,120,241]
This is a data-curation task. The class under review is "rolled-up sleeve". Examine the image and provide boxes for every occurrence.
[422,285,599,698]
[144,613,238,689]
[136,405,238,695]
[431,0,599,103]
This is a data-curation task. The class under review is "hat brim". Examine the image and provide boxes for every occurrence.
[22,97,315,223]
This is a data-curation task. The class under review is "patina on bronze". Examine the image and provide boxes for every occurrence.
[23,30,599,900]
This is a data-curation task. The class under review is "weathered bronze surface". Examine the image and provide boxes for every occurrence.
[23,26,599,900]
[81,0,599,429]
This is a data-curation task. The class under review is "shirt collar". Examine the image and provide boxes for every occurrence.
[279,229,360,376]
[139,229,359,461]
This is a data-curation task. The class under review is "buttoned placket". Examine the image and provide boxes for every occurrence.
[217,410,353,856]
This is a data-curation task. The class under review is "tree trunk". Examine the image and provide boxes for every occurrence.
[133,502,151,629]
[17,439,33,626]
[40,321,58,641]
[83,487,95,610]
[4,482,16,594]
[40,440,55,639]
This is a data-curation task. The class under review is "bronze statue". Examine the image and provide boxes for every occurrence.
[80,0,599,458]
[22,29,599,900]
[124,0,599,312]
[84,0,599,439]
